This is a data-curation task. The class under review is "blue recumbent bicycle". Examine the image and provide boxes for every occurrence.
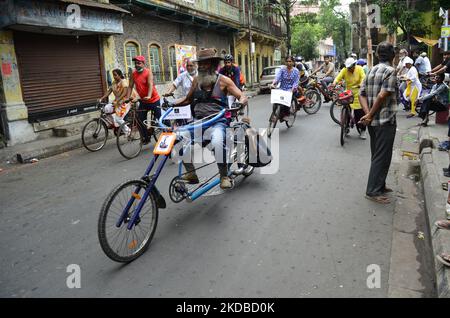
[98,100,258,263]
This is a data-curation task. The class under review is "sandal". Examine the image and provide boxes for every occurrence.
[383,187,394,193]
[365,195,391,204]
[436,253,450,267]
[435,220,450,230]
[442,182,448,191]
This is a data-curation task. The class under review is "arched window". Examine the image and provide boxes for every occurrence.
[168,45,177,81]
[149,44,164,83]
[124,41,140,78]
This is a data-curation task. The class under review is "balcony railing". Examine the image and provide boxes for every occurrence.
[161,0,241,24]
[240,14,285,38]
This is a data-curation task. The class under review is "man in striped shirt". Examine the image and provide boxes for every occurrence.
[359,42,398,204]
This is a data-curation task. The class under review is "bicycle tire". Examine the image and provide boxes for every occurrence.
[340,106,349,146]
[81,119,108,152]
[242,135,255,177]
[286,101,297,128]
[330,100,343,125]
[98,179,158,263]
[303,89,322,114]
[267,105,280,138]
[116,120,143,160]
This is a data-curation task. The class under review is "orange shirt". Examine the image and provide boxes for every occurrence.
[132,68,160,103]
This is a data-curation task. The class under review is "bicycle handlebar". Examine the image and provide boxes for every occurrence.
[158,107,227,132]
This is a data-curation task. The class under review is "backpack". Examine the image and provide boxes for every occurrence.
[245,125,272,167]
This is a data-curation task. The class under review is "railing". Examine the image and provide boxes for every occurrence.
[240,14,285,38]
[160,0,241,24]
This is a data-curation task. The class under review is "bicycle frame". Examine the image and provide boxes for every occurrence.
[117,107,227,230]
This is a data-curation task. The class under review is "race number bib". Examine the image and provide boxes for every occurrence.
[270,89,293,107]
[162,106,192,120]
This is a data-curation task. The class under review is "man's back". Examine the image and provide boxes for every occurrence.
[360,62,397,126]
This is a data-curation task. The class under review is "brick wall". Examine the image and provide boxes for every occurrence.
[114,14,234,85]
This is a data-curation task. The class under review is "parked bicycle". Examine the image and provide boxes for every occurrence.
[115,99,163,159]
[98,102,262,263]
[81,102,117,152]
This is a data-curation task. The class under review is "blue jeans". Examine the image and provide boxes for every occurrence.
[180,120,230,177]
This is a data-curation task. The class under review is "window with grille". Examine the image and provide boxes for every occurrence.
[125,41,140,78]
[169,46,177,81]
[149,44,163,83]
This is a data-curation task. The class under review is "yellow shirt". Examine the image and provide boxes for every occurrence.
[334,65,366,109]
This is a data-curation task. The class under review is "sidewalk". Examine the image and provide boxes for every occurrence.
[0,89,260,169]
[418,116,450,298]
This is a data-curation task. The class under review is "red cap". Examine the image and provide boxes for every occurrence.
[132,55,146,63]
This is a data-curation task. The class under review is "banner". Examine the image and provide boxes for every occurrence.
[175,44,197,76]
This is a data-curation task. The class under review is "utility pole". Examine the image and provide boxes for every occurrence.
[285,0,291,55]
[365,0,373,68]
[248,0,254,87]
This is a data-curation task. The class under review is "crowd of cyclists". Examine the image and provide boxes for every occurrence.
[97,46,450,189]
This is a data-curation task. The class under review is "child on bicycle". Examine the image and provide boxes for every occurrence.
[98,69,134,130]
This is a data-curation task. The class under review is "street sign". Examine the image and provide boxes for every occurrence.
[442,26,450,38]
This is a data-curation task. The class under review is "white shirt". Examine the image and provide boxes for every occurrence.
[173,71,196,97]
[423,56,431,73]
[405,66,422,93]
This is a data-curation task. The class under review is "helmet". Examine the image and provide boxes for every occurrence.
[356,58,367,66]
[350,53,357,58]
[224,54,233,62]
[420,52,427,57]
[295,56,303,62]
[345,57,357,68]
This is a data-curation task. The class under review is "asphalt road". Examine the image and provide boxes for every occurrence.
[0,94,397,297]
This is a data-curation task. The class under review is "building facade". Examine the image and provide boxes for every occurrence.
[0,0,127,146]
[0,0,286,147]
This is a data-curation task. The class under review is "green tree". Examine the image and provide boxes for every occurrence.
[291,20,324,60]
[372,0,425,44]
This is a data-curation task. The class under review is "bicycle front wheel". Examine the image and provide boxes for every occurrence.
[98,180,158,263]
[81,119,108,152]
[267,105,280,138]
[340,107,349,146]
[330,100,343,125]
[286,101,297,128]
[116,120,143,160]
[303,89,322,114]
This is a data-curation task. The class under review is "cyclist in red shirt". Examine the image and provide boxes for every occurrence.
[126,55,160,144]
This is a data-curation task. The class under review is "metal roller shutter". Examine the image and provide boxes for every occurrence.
[14,32,104,122]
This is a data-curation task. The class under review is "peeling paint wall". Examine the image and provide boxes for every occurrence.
[0,31,25,109]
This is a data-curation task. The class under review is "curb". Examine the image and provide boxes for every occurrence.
[418,126,450,298]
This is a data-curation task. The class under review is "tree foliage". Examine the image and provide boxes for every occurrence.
[372,0,426,41]
[290,0,350,62]
[291,22,324,60]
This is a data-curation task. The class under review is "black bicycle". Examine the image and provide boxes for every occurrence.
[116,100,163,159]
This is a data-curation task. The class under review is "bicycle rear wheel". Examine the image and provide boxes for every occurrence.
[98,179,158,263]
[303,89,322,114]
[116,120,143,159]
[340,106,349,146]
[330,100,343,125]
[267,105,280,138]
[82,119,108,152]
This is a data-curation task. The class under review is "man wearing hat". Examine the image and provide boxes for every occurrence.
[126,55,161,144]
[171,48,248,189]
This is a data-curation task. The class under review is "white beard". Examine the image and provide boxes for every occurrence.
[198,69,217,90]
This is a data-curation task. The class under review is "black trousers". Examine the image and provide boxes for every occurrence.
[366,123,397,197]
[418,99,447,120]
